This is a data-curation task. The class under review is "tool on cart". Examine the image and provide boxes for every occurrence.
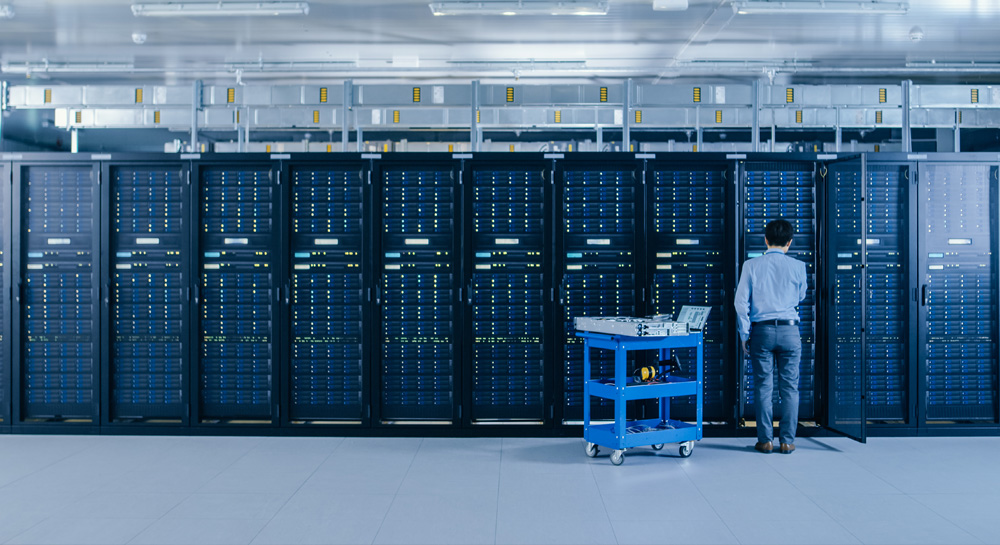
[631,355,682,383]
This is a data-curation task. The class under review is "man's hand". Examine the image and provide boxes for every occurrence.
[741,339,749,354]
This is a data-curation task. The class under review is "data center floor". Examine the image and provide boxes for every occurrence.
[0,434,996,544]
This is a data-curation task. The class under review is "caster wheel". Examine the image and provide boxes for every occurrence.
[585,442,599,458]
[679,441,693,458]
[610,449,625,466]
[650,443,664,451]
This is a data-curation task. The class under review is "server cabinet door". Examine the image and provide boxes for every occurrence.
[197,164,280,423]
[739,160,818,424]
[823,157,867,442]
[917,162,998,424]
[288,162,368,423]
[558,158,638,423]
[0,162,10,428]
[106,163,190,424]
[465,158,549,424]
[14,163,102,423]
[646,160,732,422]
[377,160,459,424]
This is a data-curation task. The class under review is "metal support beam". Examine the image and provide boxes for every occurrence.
[770,124,775,152]
[71,128,79,153]
[596,126,603,151]
[471,80,480,152]
[356,126,363,153]
[237,108,244,152]
[623,79,631,151]
[0,80,6,151]
[751,80,760,152]
[695,106,702,152]
[954,110,962,152]
[835,121,842,153]
[342,80,352,152]
[190,80,202,153]
[902,79,912,153]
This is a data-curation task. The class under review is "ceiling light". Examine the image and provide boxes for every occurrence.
[731,1,908,15]
[653,0,688,10]
[0,5,13,18]
[131,2,310,17]
[429,1,609,16]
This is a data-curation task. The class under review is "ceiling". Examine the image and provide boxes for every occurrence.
[1,0,1000,85]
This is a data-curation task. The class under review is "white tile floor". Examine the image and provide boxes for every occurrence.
[0,434,998,544]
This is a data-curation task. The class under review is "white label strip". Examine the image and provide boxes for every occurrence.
[26,264,43,270]
[816,154,838,160]
[656,264,673,270]
[948,238,972,245]
[837,265,853,270]
[726,154,747,159]
[224,238,249,245]
[475,264,492,270]
[496,238,520,245]
[204,264,220,270]
[136,238,160,245]
[294,264,311,270]
[567,264,583,270]
[47,238,71,245]
[116,264,133,270]
[315,238,340,246]
[929,265,945,270]
[404,238,429,245]
[866,238,880,245]
[657,252,673,258]
[676,238,700,245]
[385,264,401,270]
[586,239,611,246]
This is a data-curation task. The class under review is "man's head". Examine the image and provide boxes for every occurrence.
[764,219,794,250]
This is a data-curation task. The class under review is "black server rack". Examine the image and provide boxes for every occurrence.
[465,157,550,424]
[377,158,459,423]
[197,162,280,423]
[646,157,731,422]
[864,164,910,423]
[918,162,998,424]
[106,163,190,423]
[559,157,638,422]
[14,163,102,423]
[740,160,818,422]
[288,161,368,423]
[0,162,10,428]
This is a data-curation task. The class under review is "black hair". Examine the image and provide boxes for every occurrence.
[765,219,794,247]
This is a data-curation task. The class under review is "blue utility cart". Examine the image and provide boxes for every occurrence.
[580,331,704,465]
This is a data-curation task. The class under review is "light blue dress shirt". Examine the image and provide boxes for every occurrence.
[734,248,808,342]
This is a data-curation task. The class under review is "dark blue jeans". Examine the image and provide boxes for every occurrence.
[750,324,801,444]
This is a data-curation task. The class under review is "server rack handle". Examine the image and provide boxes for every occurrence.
[921,284,927,306]
[466,279,472,306]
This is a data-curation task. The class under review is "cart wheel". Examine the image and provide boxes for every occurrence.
[585,442,599,458]
[650,443,664,451]
[610,450,625,466]
[679,441,694,458]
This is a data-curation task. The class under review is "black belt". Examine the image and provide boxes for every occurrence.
[752,319,800,327]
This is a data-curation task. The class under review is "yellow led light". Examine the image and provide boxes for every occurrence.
[320,87,328,103]
[154,110,161,124]
[554,110,561,123]
[876,111,883,124]
[413,87,421,102]
[393,110,400,123]
[693,87,701,103]
[786,88,794,103]
[506,87,514,102]
[44,89,52,103]
[879,88,887,103]
[971,89,979,103]
[313,110,320,123]
[795,110,803,123]
[227,88,235,103]
[600,87,608,102]
[135,88,143,103]
[635,110,642,123]
[715,110,722,123]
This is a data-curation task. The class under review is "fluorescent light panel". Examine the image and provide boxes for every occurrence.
[429,1,609,16]
[132,1,309,17]
[0,5,12,18]
[732,1,908,15]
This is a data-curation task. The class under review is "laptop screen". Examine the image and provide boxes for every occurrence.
[676,305,711,331]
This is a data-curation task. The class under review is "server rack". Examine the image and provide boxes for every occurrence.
[0,161,10,430]
[103,160,192,425]
[285,157,370,424]
[738,158,819,425]
[195,158,282,425]
[463,154,552,425]
[557,154,641,423]
[12,160,102,425]
[644,154,734,423]
[375,155,461,425]
[916,159,999,426]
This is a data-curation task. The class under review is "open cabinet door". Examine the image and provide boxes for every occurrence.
[823,155,867,442]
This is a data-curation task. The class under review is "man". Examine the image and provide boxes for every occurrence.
[734,219,807,454]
